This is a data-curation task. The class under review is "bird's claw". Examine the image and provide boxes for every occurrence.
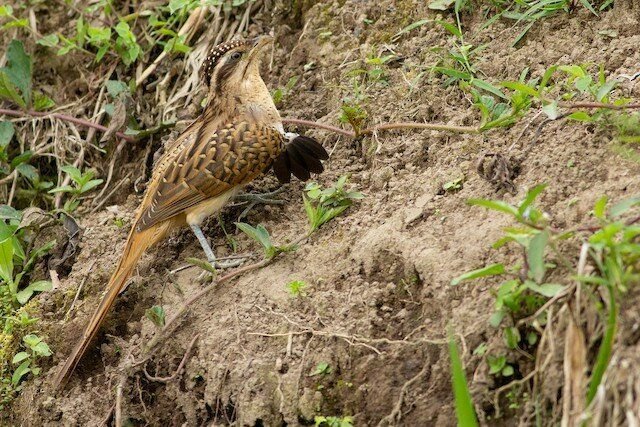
[234,187,286,220]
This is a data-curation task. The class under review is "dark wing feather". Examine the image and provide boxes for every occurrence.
[273,135,329,184]
[137,122,285,231]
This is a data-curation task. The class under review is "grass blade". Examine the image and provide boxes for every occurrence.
[586,286,617,403]
[451,263,505,286]
[449,331,479,427]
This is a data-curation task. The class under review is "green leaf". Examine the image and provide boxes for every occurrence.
[489,311,505,327]
[236,222,273,252]
[501,81,539,97]
[60,165,82,181]
[519,184,547,215]
[503,327,521,349]
[37,34,60,48]
[0,70,26,108]
[33,92,55,111]
[145,305,166,327]
[541,101,559,120]
[0,5,13,16]
[0,237,15,285]
[596,80,616,102]
[23,334,41,348]
[593,195,608,220]
[502,365,514,376]
[186,257,217,274]
[79,179,104,193]
[1,40,32,107]
[48,185,74,194]
[451,263,505,286]
[428,0,455,10]
[16,163,38,181]
[567,111,592,122]
[16,280,52,304]
[435,20,462,38]
[587,286,617,403]
[434,67,472,81]
[12,351,29,364]
[539,66,558,91]
[527,231,548,283]
[105,80,129,98]
[309,362,331,376]
[579,0,598,15]
[0,121,14,147]
[470,78,507,99]
[394,18,431,38]
[31,341,52,356]
[610,195,640,218]
[0,204,21,221]
[559,65,587,78]
[12,360,31,385]
[448,331,479,427]
[524,281,564,298]
[467,199,519,217]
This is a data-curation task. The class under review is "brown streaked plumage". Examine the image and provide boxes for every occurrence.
[54,36,328,389]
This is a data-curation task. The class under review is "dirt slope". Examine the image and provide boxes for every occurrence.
[5,0,640,425]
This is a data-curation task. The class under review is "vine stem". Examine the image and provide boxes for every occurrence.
[0,108,136,142]
[557,101,640,110]
[2,99,638,149]
[282,118,481,137]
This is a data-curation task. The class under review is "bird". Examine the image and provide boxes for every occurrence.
[54,35,328,389]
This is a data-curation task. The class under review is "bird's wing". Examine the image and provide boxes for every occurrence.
[272,135,329,183]
[136,121,285,231]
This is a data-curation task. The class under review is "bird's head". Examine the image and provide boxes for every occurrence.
[201,36,273,99]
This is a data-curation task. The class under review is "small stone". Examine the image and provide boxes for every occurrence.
[404,207,424,226]
[370,166,394,190]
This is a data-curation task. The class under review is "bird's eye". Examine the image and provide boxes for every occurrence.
[231,51,242,60]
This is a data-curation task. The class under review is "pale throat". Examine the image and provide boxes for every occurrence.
[237,72,282,130]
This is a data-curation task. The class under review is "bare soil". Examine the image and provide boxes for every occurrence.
[3,0,640,426]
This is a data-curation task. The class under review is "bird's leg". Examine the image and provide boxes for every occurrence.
[234,187,286,221]
[189,224,244,269]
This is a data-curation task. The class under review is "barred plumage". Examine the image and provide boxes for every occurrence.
[54,35,328,389]
[137,122,285,231]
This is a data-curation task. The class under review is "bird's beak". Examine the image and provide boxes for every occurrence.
[247,35,273,61]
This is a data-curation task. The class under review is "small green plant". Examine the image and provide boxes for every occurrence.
[443,176,464,193]
[500,0,603,46]
[10,334,51,386]
[0,215,54,307]
[487,354,514,377]
[272,76,299,106]
[286,280,307,297]
[309,362,332,377]
[339,77,368,136]
[235,223,296,259]
[314,416,353,427]
[49,165,104,212]
[303,176,363,233]
[145,305,166,328]
[0,40,54,111]
[580,194,640,403]
[451,184,565,328]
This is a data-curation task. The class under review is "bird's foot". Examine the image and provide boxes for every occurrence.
[234,187,286,220]
[194,256,248,283]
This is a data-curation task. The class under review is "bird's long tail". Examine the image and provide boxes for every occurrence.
[54,222,168,389]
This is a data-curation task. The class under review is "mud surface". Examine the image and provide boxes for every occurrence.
[4,1,640,425]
